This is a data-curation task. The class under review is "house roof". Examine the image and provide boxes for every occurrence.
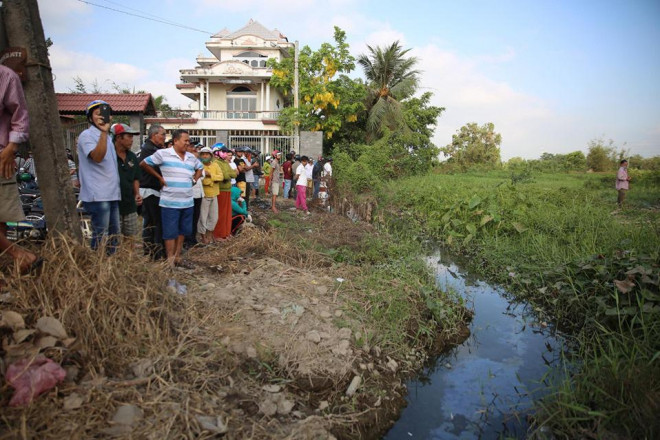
[222,19,285,41]
[56,93,157,115]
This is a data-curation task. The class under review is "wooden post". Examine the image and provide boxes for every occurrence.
[2,0,81,241]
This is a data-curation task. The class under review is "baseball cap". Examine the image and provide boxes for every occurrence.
[111,123,139,136]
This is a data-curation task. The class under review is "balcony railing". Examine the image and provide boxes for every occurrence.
[151,110,281,121]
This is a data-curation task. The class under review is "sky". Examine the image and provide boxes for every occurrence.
[36,0,660,160]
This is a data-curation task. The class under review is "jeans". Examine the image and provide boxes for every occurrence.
[283,179,292,199]
[313,179,321,199]
[83,200,119,253]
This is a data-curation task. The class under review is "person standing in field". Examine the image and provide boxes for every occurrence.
[0,64,42,276]
[294,155,310,214]
[282,153,293,199]
[111,123,142,240]
[262,155,272,196]
[616,159,631,209]
[77,100,121,253]
[197,146,222,244]
[140,129,203,267]
[269,150,282,213]
[138,124,167,260]
[213,146,237,240]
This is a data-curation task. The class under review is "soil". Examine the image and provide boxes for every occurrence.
[0,195,469,439]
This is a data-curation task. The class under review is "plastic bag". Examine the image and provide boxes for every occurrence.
[6,355,66,406]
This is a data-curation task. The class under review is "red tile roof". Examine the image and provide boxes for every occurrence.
[56,93,157,115]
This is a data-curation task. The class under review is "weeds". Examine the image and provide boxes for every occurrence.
[377,170,660,438]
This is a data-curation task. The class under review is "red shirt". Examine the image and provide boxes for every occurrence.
[282,160,293,179]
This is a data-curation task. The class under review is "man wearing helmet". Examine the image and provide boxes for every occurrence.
[77,100,121,253]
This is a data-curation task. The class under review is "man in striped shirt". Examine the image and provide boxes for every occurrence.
[140,129,202,267]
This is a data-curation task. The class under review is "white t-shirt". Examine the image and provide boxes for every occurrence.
[305,163,313,179]
[295,163,307,186]
[323,162,332,177]
[229,161,237,185]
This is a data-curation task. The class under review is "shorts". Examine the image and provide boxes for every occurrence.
[0,176,26,223]
[120,212,139,237]
[271,182,280,196]
[161,206,194,240]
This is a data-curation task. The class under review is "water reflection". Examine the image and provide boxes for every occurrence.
[384,251,565,440]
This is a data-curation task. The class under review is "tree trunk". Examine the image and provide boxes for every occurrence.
[2,0,81,241]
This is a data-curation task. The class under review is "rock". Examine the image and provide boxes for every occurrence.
[317,401,329,411]
[359,363,367,370]
[259,399,278,416]
[245,346,258,358]
[196,415,228,434]
[36,317,67,339]
[277,398,295,415]
[386,357,398,373]
[63,392,84,410]
[306,330,321,344]
[0,311,25,330]
[372,346,382,357]
[345,375,362,397]
[130,359,154,378]
[337,328,352,340]
[444,362,452,369]
[319,311,332,319]
[36,336,58,349]
[332,340,351,356]
[334,310,343,317]
[251,304,265,311]
[262,384,281,393]
[316,286,328,295]
[112,404,142,426]
[220,336,230,346]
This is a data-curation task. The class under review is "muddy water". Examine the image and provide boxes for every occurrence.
[384,251,565,439]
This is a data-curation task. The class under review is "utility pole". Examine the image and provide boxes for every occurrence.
[293,40,300,153]
[2,0,82,241]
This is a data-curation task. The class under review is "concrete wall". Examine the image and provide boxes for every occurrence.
[300,131,322,160]
[215,130,229,146]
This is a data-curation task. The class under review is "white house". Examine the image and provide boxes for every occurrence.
[148,19,321,156]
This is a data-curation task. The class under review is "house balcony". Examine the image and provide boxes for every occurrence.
[144,109,282,130]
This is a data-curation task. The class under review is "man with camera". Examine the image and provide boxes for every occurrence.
[77,100,120,253]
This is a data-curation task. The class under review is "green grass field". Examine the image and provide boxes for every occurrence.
[378,169,660,438]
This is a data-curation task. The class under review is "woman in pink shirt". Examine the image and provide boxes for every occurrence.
[615,159,631,208]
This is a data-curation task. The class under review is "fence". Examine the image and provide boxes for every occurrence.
[229,135,296,157]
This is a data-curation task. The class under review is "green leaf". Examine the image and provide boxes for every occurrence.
[466,224,477,235]
[468,195,481,209]
[464,234,473,245]
[512,222,527,233]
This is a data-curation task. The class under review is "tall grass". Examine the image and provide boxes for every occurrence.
[377,170,660,438]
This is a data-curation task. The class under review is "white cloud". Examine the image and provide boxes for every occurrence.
[412,44,578,160]
[50,45,149,93]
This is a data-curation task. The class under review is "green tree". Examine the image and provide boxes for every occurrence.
[358,41,420,139]
[442,122,502,169]
[586,137,616,171]
[268,27,365,139]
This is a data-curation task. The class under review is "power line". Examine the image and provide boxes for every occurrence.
[99,0,185,28]
[76,0,213,35]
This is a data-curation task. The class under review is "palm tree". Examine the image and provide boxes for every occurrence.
[357,41,420,138]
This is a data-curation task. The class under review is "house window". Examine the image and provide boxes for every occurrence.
[233,51,268,68]
[227,86,256,119]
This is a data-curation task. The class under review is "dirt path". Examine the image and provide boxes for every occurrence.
[0,197,462,439]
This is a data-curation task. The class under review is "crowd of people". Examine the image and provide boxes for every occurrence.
[0,68,334,275]
[75,100,333,267]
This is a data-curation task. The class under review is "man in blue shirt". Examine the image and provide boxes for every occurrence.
[140,129,202,267]
[77,100,120,253]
